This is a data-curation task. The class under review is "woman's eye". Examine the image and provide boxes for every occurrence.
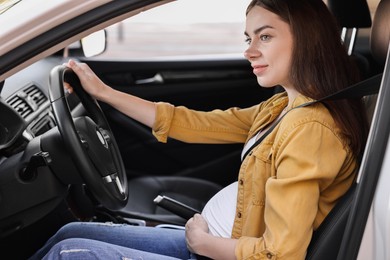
[260,35,271,41]
[245,37,252,45]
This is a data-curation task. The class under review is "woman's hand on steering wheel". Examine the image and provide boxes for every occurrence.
[64,59,110,102]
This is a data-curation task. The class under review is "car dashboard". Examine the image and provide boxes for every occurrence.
[0,56,82,236]
[0,56,79,157]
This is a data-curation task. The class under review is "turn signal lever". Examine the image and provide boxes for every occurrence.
[20,151,51,181]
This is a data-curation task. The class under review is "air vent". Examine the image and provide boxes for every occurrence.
[24,85,47,107]
[6,84,48,120]
[7,95,33,119]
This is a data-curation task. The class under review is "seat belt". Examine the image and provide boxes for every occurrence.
[242,73,383,161]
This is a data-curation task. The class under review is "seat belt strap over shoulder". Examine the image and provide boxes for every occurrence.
[241,73,383,161]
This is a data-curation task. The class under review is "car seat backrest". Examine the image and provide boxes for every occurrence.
[306,0,389,259]
[370,0,390,66]
[328,0,372,57]
[364,0,390,124]
[328,0,373,79]
[328,0,372,29]
[305,184,357,260]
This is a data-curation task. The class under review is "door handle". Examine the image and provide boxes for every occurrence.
[135,73,164,84]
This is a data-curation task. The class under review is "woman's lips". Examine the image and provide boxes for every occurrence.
[252,65,268,75]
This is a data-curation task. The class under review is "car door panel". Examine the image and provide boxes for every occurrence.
[81,58,274,187]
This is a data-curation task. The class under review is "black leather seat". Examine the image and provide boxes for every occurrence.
[328,0,373,79]
[121,176,222,225]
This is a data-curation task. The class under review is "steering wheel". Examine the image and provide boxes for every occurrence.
[48,65,128,210]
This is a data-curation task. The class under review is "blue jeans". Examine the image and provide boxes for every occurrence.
[29,222,197,259]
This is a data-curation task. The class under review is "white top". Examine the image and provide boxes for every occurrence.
[241,131,261,161]
[202,133,259,237]
[201,181,238,237]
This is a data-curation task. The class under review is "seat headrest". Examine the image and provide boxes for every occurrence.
[328,0,372,28]
[370,0,390,66]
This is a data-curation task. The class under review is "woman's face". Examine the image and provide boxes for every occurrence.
[244,6,294,89]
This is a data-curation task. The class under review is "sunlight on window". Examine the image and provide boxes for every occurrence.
[99,0,380,59]
[101,0,251,59]
[132,0,252,24]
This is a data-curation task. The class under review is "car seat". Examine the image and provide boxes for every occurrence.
[120,176,222,225]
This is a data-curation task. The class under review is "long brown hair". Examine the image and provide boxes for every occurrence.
[247,0,369,158]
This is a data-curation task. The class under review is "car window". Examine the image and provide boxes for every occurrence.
[99,0,252,59]
[98,0,380,59]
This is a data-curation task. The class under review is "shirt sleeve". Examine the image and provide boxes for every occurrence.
[152,102,263,144]
[235,120,355,259]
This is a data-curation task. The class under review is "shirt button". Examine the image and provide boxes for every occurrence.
[239,179,244,185]
[237,212,242,218]
[266,253,273,259]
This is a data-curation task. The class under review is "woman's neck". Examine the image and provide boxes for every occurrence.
[283,87,300,109]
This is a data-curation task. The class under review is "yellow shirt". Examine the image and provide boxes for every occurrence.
[153,92,357,259]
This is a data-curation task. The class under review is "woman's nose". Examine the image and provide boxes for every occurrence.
[244,44,260,61]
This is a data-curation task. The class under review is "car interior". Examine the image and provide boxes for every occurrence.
[0,0,389,258]
[119,0,387,229]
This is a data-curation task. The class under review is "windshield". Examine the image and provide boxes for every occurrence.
[0,0,21,14]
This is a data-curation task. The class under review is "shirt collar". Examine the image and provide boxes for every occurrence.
[290,94,316,109]
[269,93,316,117]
